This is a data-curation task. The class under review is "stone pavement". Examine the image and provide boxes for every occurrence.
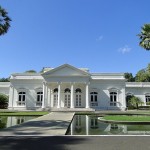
[0,112,74,136]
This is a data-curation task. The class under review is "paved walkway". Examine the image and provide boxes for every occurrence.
[0,112,74,136]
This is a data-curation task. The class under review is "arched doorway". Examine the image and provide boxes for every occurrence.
[53,88,58,107]
[75,88,82,107]
[64,88,71,108]
[126,93,133,107]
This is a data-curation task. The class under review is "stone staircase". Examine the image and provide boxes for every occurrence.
[43,107,95,112]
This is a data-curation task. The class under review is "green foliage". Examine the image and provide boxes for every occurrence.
[0,111,49,116]
[138,24,150,50]
[124,73,135,82]
[103,115,150,121]
[0,94,8,109]
[0,77,10,82]
[25,70,37,73]
[0,5,11,35]
[135,64,150,82]
[129,96,143,109]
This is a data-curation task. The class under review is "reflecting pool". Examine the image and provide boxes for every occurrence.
[66,115,150,135]
[0,116,38,129]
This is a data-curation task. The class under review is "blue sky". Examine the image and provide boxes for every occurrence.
[0,0,150,77]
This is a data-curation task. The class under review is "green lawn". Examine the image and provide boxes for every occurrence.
[0,111,49,116]
[103,115,150,122]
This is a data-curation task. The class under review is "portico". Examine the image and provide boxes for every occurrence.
[42,81,90,109]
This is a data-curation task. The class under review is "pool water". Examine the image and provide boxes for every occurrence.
[0,116,38,129]
[66,115,150,135]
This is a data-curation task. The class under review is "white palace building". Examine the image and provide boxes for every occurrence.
[1,64,150,111]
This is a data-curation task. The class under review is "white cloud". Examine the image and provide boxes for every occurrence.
[96,35,103,41]
[118,45,131,54]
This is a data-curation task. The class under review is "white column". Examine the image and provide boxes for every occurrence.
[117,90,119,107]
[122,88,126,109]
[86,115,89,135]
[9,85,14,109]
[71,83,74,108]
[57,83,61,108]
[86,83,90,108]
[42,82,46,109]
[49,88,51,107]
[44,85,47,108]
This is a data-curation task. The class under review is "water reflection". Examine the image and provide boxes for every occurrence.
[67,115,150,135]
[0,116,37,129]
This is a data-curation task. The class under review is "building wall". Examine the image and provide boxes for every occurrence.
[9,79,43,110]
[90,80,126,110]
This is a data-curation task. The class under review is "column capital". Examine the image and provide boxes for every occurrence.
[43,81,46,85]
[10,84,13,88]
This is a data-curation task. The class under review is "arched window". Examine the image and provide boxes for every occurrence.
[36,92,43,106]
[64,88,71,93]
[75,88,82,93]
[90,92,98,106]
[110,92,117,106]
[53,88,58,93]
[126,93,134,107]
[18,92,26,106]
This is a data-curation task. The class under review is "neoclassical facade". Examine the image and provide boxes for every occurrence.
[1,64,150,111]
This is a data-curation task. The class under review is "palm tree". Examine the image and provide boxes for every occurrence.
[0,5,11,36]
[138,24,150,50]
[129,96,143,109]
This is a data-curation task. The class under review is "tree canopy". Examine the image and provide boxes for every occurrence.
[124,73,135,82]
[25,70,37,73]
[0,5,11,36]
[0,77,10,82]
[138,24,150,50]
[124,63,150,82]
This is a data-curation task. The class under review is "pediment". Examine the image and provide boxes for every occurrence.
[41,64,90,77]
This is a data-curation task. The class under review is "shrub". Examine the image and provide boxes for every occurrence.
[0,94,8,109]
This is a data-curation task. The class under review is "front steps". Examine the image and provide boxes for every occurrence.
[42,107,95,112]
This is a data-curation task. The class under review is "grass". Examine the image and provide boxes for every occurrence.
[0,111,49,116]
[103,115,150,122]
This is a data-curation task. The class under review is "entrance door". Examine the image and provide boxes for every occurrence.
[53,94,58,107]
[76,94,81,107]
[64,94,71,107]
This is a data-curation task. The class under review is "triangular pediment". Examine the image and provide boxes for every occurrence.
[41,64,90,77]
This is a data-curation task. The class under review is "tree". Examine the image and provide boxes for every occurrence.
[0,5,11,35]
[138,24,150,50]
[129,96,143,109]
[135,69,150,82]
[25,70,37,73]
[124,73,135,82]
[0,94,8,109]
[0,77,10,82]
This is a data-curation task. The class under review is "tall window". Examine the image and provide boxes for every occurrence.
[110,92,117,106]
[36,92,43,106]
[64,88,71,107]
[53,88,58,107]
[75,88,82,107]
[18,92,26,106]
[90,92,98,106]
[145,94,150,105]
